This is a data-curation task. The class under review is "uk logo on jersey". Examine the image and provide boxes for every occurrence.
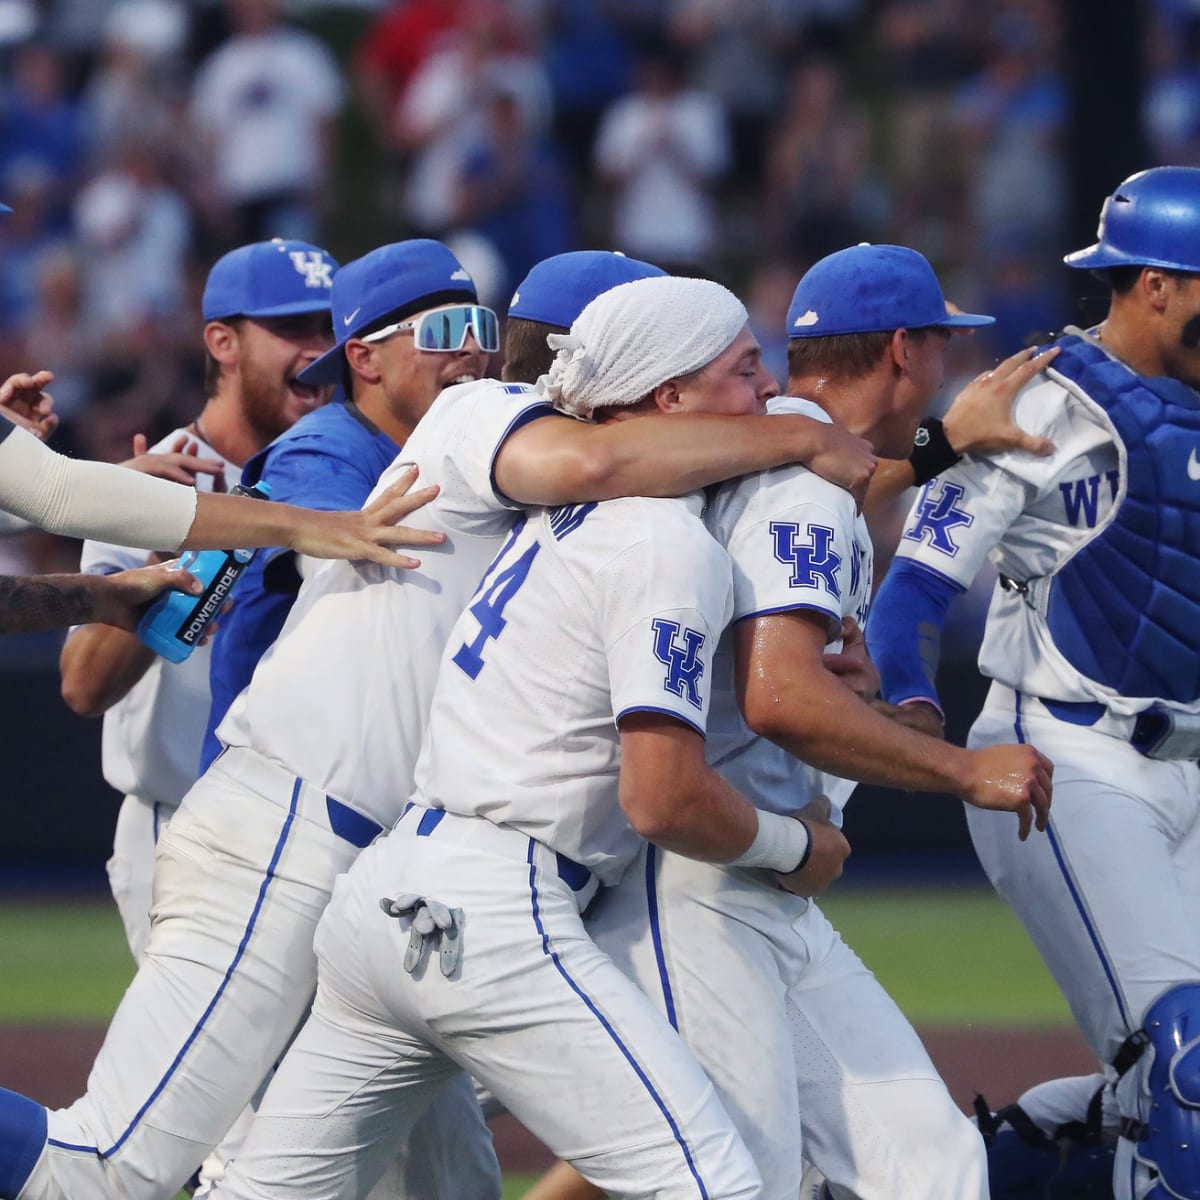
[770,521,841,597]
[903,480,974,556]
[651,619,706,709]
[288,250,334,289]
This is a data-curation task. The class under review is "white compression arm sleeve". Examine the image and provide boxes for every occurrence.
[0,423,197,550]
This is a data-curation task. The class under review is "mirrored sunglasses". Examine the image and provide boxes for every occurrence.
[360,304,500,353]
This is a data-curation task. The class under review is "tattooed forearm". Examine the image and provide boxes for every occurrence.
[0,573,100,634]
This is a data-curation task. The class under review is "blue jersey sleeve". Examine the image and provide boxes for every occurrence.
[200,425,394,773]
[867,558,963,713]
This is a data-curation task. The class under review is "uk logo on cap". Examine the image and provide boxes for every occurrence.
[288,250,335,290]
[203,239,339,322]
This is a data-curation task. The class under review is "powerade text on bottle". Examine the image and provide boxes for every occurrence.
[136,481,272,664]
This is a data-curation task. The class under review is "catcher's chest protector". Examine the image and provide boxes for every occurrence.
[1043,333,1200,703]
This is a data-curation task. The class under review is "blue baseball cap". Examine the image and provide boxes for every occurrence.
[508,251,666,327]
[787,244,994,338]
[202,238,339,322]
[298,239,478,386]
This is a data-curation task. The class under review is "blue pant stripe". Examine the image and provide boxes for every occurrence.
[1044,825,1132,1030]
[644,845,679,1031]
[48,781,301,1159]
[525,840,709,1200]
[1013,694,1132,1031]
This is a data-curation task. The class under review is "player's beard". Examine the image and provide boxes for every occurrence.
[240,356,326,444]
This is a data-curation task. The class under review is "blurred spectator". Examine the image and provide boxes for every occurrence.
[354,0,462,146]
[189,0,343,246]
[541,0,633,176]
[19,245,103,432]
[393,0,551,237]
[667,0,801,185]
[0,43,85,228]
[950,4,1066,267]
[1145,16,1200,165]
[0,164,63,332]
[761,56,884,262]
[80,0,189,167]
[450,82,573,298]
[73,139,192,344]
[592,39,729,273]
[877,0,979,242]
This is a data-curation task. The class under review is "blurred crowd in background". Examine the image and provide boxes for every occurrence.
[0,0,1190,644]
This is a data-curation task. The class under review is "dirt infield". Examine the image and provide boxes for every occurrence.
[0,1023,1097,1172]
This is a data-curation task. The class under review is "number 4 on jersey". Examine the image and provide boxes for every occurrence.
[452,525,540,680]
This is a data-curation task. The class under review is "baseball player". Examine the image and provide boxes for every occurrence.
[869,166,1200,1200]
[544,245,1048,1200]
[58,237,343,964]
[200,236,494,1200]
[0,256,870,1200]
[201,275,819,1200]
[200,238,495,773]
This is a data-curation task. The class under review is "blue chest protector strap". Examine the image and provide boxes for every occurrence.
[1040,332,1200,704]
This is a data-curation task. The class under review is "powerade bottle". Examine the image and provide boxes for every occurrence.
[137,481,272,664]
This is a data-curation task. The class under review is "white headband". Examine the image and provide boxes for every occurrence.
[537,276,749,418]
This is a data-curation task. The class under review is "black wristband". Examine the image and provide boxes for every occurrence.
[908,417,961,487]
[793,819,814,873]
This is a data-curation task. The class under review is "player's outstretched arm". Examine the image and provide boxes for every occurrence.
[862,345,1058,519]
[181,466,446,567]
[0,562,201,639]
[0,423,444,565]
[736,610,1052,839]
[494,411,877,509]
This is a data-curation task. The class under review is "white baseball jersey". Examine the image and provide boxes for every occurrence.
[704,396,873,819]
[79,427,237,810]
[216,380,554,827]
[587,398,984,1200]
[891,367,1200,718]
[413,492,733,884]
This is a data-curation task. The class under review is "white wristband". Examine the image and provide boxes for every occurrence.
[728,810,811,874]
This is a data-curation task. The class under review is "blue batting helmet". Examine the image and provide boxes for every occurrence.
[1065,166,1200,273]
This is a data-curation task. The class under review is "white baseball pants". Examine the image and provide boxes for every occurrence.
[966,684,1200,1198]
[11,748,500,1200]
[209,807,763,1200]
[589,844,987,1200]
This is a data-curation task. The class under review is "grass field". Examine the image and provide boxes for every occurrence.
[0,884,1072,1026]
[0,885,1074,1199]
